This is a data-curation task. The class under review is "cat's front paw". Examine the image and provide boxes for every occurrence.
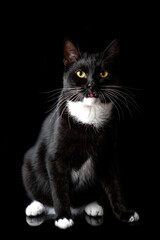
[55,218,74,229]
[25,201,45,216]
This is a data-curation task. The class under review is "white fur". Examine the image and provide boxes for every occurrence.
[55,218,74,229]
[26,201,55,216]
[71,157,94,187]
[25,201,45,216]
[85,201,104,216]
[67,98,113,128]
[128,212,140,222]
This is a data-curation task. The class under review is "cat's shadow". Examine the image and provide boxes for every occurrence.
[26,214,104,228]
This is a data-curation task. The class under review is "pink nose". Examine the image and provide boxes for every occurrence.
[89,93,94,98]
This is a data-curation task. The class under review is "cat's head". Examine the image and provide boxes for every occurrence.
[63,40,119,106]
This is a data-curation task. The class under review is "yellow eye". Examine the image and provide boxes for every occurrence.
[76,70,86,78]
[99,71,109,78]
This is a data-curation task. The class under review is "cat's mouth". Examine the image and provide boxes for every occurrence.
[83,93,99,106]
[82,91,100,106]
[88,92,97,98]
[86,92,99,98]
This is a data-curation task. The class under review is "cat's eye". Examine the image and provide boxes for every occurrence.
[76,70,86,78]
[99,71,109,78]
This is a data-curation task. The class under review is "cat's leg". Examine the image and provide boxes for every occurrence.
[47,155,74,229]
[102,175,140,223]
[84,201,104,217]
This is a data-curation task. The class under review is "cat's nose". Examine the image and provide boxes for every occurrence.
[87,83,92,89]
[87,83,97,92]
[87,83,96,90]
[87,83,98,98]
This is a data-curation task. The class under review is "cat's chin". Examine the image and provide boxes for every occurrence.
[83,97,98,106]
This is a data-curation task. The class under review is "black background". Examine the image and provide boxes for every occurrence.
[3,3,156,238]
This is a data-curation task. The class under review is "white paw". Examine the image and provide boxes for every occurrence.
[85,202,104,217]
[55,218,74,229]
[25,201,45,216]
[128,212,140,222]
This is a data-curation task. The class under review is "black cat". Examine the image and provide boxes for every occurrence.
[22,39,139,229]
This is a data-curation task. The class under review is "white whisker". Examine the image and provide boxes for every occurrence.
[48,88,84,124]
[101,85,140,118]
[102,91,123,120]
[105,91,131,119]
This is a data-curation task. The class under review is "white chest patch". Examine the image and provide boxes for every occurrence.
[71,157,94,187]
[67,98,113,128]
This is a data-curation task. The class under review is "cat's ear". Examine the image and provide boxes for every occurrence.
[63,40,79,66]
[104,39,119,60]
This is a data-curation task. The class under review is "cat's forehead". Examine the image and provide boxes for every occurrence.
[75,53,104,69]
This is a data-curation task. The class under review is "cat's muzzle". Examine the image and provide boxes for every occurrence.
[86,92,99,98]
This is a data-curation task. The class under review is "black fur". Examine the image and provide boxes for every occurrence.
[22,39,139,225]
